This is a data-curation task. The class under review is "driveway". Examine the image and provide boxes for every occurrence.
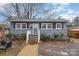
[38,40,79,56]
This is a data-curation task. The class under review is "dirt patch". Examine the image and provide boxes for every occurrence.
[0,39,26,56]
[39,41,72,48]
[38,40,79,56]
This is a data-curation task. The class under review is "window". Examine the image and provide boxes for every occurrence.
[22,23,27,29]
[41,23,46,29]
[15,23,27,29]
[56,23,62,29]
[15,23,21,29]
[41,23,52,29]
[47,23,52,29]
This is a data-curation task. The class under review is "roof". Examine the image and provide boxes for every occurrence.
[9,18,68,23]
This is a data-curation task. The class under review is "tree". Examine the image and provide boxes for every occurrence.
[0,3,45,20]
[0,3,62,20]
[73,16,79,26]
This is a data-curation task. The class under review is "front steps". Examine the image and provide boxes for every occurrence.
[28,35,38,44]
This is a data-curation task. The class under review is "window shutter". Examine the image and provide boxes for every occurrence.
[13,23,15,29]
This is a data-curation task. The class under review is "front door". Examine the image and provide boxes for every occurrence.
[31,23,39,35]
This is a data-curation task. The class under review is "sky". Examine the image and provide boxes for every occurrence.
[43,3,79,21]
[0,3,79,22]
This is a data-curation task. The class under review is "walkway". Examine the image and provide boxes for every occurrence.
[18,44,38,56]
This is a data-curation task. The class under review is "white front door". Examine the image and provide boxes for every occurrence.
[31,23,39,35]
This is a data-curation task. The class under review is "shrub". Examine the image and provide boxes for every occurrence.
[40,33,65,41]
[52,32,65,41]
[59,33,64,39]
[5,32,26,40]
[13,33,26,40]
[40,34,50,42]
[5,32,12,39]
[52,33,59,40]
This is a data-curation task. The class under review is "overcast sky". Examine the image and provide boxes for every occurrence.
[0,3,79,22]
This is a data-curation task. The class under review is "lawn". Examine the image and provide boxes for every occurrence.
[0,39,26,56]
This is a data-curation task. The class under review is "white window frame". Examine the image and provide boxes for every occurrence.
[15,23,27,29]
[56,23,62,29]
[47,23,52,29]
[15,23,21,29]
[41,23,46,29]
[21,23,27,29]
[41,23,52,29]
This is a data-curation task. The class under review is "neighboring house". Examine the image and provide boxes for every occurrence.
[9,18,68,43]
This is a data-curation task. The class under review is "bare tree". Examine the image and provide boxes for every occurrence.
[22,3,44,19]
[73,16,79,26]
[0,3,60,20]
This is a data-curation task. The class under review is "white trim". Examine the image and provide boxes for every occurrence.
[15,23,21,29]
[47,23,53,29]
[56,23,62,29]
[41,23,52,30]
[38,30,40,43]
[21,23,27,29]
[26,30,31,43]
[31,23,39,35]
[15,23,27,29]
[41,23,46,29]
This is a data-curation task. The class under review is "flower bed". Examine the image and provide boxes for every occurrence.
[40,33,69,42]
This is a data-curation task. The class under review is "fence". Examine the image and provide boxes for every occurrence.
[68,29,79,38]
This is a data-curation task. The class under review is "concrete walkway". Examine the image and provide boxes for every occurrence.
[18,44,38,56]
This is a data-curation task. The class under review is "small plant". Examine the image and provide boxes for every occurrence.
[52,32,65,41]
[59,33,64,40]
[40,34,50,42]
[5,32,12,39]
[53,33,59,40]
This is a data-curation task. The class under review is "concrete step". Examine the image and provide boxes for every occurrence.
[29,35,38,44]
[29,35,38,40]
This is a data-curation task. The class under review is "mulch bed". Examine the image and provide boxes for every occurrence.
[39,41,72,47]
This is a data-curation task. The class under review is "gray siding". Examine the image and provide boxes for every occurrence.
[40,29,68,39]
[10,22,68,39]
[10,22,15,29]
[10,29,27,34]
[40,23,68,39]
[10,22,27,34]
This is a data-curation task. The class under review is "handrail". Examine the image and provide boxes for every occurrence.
[26,29,31,43]
[38,30,40,43]
[26,29,40,43]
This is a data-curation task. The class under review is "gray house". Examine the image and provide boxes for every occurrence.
[9,18,68,43]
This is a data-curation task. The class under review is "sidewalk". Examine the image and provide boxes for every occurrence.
[18,44,38,56]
